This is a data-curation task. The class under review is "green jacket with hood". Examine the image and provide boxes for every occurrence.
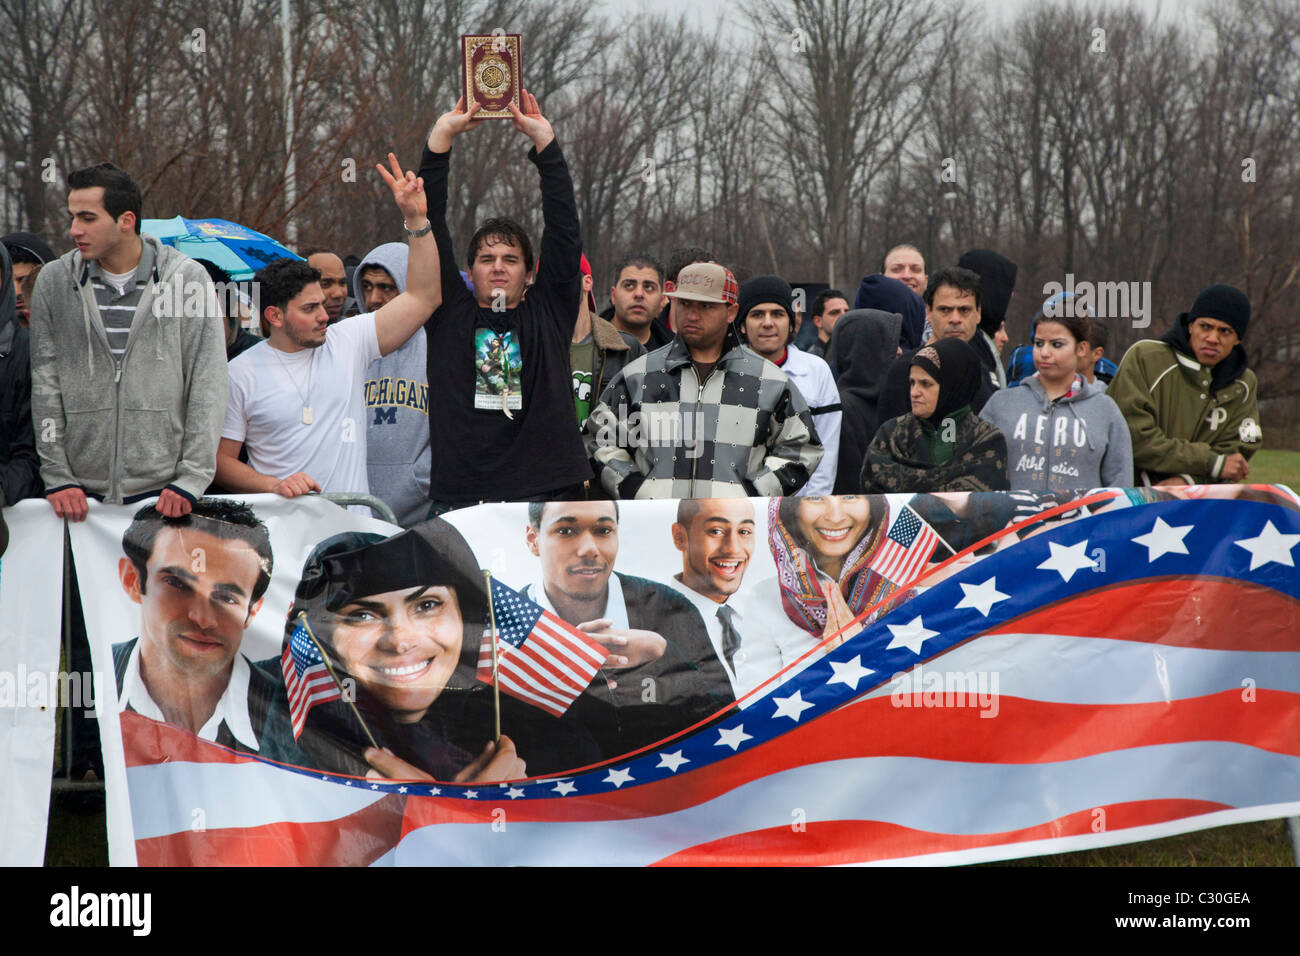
[1108,316,1261,485]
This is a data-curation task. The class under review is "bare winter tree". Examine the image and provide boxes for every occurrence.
[741,0,967,288]
[1189,0,1300,410]
[0,0,90,239]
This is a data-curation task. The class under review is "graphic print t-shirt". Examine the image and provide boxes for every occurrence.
[569,337,596,426]
[418,139,592,501]
[474,328,523,412]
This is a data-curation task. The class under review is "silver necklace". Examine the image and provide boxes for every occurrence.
[270,345,316,425]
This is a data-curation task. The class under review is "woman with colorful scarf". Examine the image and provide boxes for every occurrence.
[861,338,1010,494]
[764,495,900,646]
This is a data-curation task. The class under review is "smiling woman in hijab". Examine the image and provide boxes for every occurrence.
[861,337,1010,494]
[263,519,597,781]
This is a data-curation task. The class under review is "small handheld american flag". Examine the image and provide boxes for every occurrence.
[477,577,610,717]
[870,504,940,585]
[282,615,343,739]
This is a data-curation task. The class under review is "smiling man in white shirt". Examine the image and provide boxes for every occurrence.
[667,497,783,698]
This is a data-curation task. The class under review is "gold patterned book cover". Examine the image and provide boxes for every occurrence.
[460,33,522,118]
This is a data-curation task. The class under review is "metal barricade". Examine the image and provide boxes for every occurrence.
[319,492,398,524]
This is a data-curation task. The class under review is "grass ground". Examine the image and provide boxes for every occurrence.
[1004,820,1294,866]
[1248,449,1300,489]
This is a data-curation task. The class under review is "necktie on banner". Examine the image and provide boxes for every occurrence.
[282,618,342,739]
[476,577,609,717]
[870,503,940,584]
[716,604,742,676]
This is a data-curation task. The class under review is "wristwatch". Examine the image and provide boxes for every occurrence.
[404,219,432,238]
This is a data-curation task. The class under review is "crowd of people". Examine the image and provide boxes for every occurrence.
[0,94,1274,782]
[0,93,1266,534]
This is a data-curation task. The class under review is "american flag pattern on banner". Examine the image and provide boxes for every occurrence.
[110,495,1300,866]
[870,503,940,584]
[475,577,609,717]
[282,619,341,739]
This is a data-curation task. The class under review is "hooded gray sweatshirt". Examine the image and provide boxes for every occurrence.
[980,373,1133,493]
[27,235,227,502]
[355,243,431,526]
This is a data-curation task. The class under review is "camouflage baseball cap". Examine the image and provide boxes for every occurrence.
[666,262,738,305]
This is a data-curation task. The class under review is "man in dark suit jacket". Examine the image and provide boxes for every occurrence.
[523,500,734,761]
[112,498,278,754]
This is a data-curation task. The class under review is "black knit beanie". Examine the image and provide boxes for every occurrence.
[1188,284,1250,339]
[736,275,795,332]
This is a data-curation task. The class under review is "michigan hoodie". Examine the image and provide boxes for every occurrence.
[355,243,431,526]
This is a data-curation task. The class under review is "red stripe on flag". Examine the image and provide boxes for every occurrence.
[493,670,568,716]
[505,643,593,700]
[985,577,1300,651]
[502,636,593,698]
[539,610,609,666]
[873,526,938,583]
[648,798,1232,866]
[135,794,407,866]
[398,689,1300,828]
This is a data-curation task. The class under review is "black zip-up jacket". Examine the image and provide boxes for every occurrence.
[0,242,42,505]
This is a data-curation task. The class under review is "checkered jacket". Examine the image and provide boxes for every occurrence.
[584,335,824,499]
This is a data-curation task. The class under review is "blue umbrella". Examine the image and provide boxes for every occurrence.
[141,216,301,281]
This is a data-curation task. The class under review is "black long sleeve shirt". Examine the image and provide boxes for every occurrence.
[418,140,591,502]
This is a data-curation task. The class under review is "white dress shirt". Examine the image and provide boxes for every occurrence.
[666,575,785,701]
[118,639,261,751]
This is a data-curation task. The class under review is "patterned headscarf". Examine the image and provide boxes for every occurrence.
[767,497,897,635]
[911,338,983,423]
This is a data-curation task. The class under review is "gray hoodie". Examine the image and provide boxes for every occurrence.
[28,235,227,502]
[355,243,431,526]
[980,373,1133,493]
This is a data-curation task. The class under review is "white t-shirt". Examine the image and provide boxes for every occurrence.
[100,265,136,295]
[224,313,381,494]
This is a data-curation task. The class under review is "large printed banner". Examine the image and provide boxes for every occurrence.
[0,500,67,866]
[36,487,1300,864]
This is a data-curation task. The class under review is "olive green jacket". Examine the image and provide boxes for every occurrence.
[1108,338,1261,485]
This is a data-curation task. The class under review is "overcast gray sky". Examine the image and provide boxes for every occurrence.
[601,0,1203,32]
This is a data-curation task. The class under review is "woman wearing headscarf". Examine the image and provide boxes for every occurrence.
[828,309,902,494]
[861,338,1010,494]
[764,495,900,648]
[263,519,597,781]
[755,488,1014,663]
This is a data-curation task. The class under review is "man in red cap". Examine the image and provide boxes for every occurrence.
[567,253,643,429]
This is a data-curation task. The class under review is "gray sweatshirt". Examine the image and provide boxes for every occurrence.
[28,236,227,502]
[355,243,431,526]
[980,374,1133,492]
